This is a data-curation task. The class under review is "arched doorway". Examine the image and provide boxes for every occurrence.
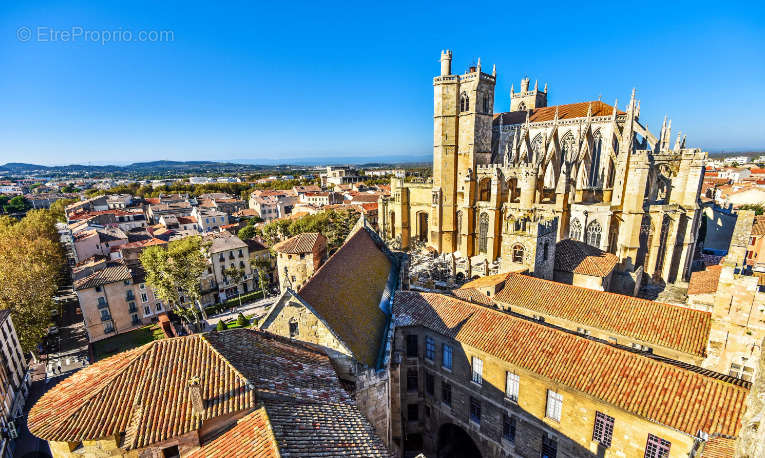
[417,212,429,242]
[437,423,481,458]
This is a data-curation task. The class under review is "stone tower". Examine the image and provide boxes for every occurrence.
[510,77,548,112]
[456,57,497,172]
[432,50,460,253]
[500,215,558,280]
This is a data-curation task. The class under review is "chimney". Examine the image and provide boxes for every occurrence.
[188,376,204,415]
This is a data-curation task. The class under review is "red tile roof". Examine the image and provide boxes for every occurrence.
[493,274,711,356]
[273,232,327,254]
[394,291,748,437]
[451,287,494,305]
[460,272,509,289]
[493,101,624,125]
[700,436,737,458]
[554,239,619,277]
[190,407,279,458]
[688,265,723,295]
[29,329,389,456]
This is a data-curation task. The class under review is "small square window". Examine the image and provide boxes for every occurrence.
[503,414,516,443]
[407,403,419,422]
[442,381,452,407]
[406,334,418,358]
[442,344,453,370]
[469,397,481,424]
[592,411,615,448]
[407,369,418,392]
[425,336,435,361]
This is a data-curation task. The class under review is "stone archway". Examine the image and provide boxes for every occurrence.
[437,423,482,458]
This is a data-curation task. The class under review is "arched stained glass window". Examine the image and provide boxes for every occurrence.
[586,220,602,248]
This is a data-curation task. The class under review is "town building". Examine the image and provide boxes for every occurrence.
[203,231,254,303]
[27,329,390,457]
[0,311,29,458]
[190,207,228,232]
[260,224,403,451]
[724,156,751,165]
[321,166,363,187]
[300,191,344,206]
[73,259,165,343]
[380,51,706,285]
[552,238,620,292]
[456,272,711,365]
[272,232,328,292]
[393,290,748,457]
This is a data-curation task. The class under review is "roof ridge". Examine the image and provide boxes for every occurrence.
[505,272,709,316]
[411,291,743,386]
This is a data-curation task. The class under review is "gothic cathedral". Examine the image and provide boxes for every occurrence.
[380,50,706,284]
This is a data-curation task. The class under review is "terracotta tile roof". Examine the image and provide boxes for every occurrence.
[297,228,392,368]
[493,101,624,125]
[752,215,765,236]
[273,232,326,254]
[688,265,723,295]
[700,436,737,458]
[493,274,711,356]
[190,406,279,458]
[451,287,494,305]
[554,239,619,277]
[73,262,132,290]
[459,272,509,289]
[29,329,389,456]
[394,291,748,437]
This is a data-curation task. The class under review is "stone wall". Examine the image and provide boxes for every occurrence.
[395,326,699,458]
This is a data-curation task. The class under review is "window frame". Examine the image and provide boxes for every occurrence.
[502,414,516,443]
[442,343,453,370]
[406,334,418,358]
[424,336,435,361]
[592,411,615,448]
[471,356,483,385]
[545,390,563,422]
[644,434,671,458]
[469,397,481,424]
[505,372,520,402]
[441,381,452,407]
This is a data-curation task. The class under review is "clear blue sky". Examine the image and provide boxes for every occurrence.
[1,1,763,165]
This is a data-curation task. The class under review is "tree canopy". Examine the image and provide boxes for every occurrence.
[0,209,65,352]
[140,236,210,325]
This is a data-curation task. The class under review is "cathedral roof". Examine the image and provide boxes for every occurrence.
[493,100,625,126]
[394,291,748,438]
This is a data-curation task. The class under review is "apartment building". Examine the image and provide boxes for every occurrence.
[74,260,164,343]
[394,291,747,458]
[204,231,254,302]
[0,312,28,458]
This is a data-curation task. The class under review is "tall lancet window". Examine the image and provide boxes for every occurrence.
[589,132,602,187]
[460,92,469,112]
[478,213,489,254]
[586,221,602,248]
[570,218,582,241]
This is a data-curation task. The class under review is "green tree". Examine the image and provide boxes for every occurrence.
[250,256,272,298]
[216,320,226,331]
[49,198,77,222]
[4,195,30,213]
[238,225,257,240]
[223,266,245,311]
[140,236,210,328]
[236,313,249,327]
[0,209,64,352]
[739,204,765,216]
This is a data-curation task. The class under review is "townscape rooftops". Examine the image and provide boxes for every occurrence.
[272,232,326,254]
[493,100,625,125]
[28,329,389,456]
[394,291,748,437]
[688,265,724,296]
[554,238,619,277]
[205,231,247,253]
[73,262,132,290]
[459,272,510,289]
[297,227,391,368]
[493,273,711,356]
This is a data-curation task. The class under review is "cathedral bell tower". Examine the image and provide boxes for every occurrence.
[510,77,548,112]
[432,49,460,253]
